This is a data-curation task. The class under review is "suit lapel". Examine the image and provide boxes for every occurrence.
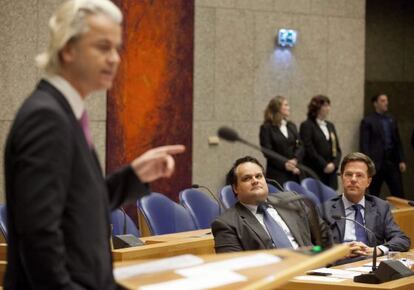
[364,197,378,245]
[235,203,272,247]
[39,80,103,178]
[273,205,305,246]
[330,197,346,241]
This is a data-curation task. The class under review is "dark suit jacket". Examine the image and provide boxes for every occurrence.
[4,80,149,290]
[360,112,405,170]
[211,192,332,253]
[300,118,342,188]
[319,194,410,252]
[259,122,304,185]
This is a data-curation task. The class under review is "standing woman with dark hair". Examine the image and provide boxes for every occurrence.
[300,95,342,189]
[259,96,304,185]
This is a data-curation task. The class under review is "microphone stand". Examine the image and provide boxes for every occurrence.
[192,184,225,212]
[332,215,383,283]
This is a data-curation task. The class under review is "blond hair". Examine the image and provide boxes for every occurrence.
[36,0,122,74]
[263,96,286,127]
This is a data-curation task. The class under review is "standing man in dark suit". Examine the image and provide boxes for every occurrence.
[211,156,331,253]
[260,96,304,186]
[320,153,410,258]
[4,1,184,289]
[360,94,406,197]
[300,95,342,189]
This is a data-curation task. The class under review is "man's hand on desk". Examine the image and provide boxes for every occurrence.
[346,241,382,257]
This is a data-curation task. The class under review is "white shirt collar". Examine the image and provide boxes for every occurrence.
[44,74,85,120]
[281,119,287,126]
[342,194,365,210]
[316,118,326,126]
[241,202,258,213]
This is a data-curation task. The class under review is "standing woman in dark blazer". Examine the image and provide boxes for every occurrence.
[260,96,304,185]
[300,95,342,189]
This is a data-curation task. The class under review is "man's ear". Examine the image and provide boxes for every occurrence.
[367,177,372,187]
[232,184,238,196]
[60,41,76,64]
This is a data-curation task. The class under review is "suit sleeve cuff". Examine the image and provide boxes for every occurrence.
[378,245,389,256]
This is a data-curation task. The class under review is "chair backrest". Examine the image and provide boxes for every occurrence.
[301,178,336,203]
[219,185,238,209]
[267,183,280,194]
[110,208,140,237]
[138,192,196,235]
[283,181,320,206]
[0,204,7,241]
[179,189,220,229]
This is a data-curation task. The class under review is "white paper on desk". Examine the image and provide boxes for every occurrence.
[176,253,281,277]
[113,254,204,280]
[139,271,246,290]
[295,275,346,283]
[346,266,371,273]
[307,267,360,279]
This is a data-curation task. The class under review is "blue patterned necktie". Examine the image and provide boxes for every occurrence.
[257,203,293,248]
[352,204,369,244]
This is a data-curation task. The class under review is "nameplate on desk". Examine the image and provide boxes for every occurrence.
[112,234,144,249]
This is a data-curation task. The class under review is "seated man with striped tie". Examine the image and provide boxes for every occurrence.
[320,152,410,258]
[211,156,332,253]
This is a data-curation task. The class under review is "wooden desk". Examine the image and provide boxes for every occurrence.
[387,196,412,209]
[280,252,414,290]
[392,207,414,244]
[115,245,349,290]
[112,229,215,262]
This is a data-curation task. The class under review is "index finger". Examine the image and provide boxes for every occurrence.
[151,145,186,155]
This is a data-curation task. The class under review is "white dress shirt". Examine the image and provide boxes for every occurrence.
[44,74,85,120]
[342,195,388,254]
[280,119,288,138]
[316,118,329,140]
[241,202,299,249]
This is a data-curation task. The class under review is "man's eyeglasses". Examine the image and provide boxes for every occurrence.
[342,172,367,181]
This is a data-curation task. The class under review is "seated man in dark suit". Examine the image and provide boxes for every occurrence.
[320,152,410,258]
[212,156,332,253]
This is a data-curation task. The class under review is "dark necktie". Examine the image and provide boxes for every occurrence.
[352,204,369,244]
[257,203,293,248]
[79,110,93,148]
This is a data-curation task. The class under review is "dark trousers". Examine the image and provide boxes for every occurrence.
[369,159,404,198]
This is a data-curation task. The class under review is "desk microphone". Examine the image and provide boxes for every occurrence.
[192,184,225,211]
[332,215,414,283]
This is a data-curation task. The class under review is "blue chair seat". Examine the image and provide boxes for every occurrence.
[110,208,140,237]
[283,181,320,206]
[138,192,196,235]
[179,189,220,229]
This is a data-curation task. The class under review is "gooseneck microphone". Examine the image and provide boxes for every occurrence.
[192,184,225,211]
[217,126,320,181]
[331,215,377,272]
[265,177,284,192]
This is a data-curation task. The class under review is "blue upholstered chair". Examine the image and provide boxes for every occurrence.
[0,204,7,241]
[301,178,337,203]
[267,183,281,195]
[219,182,281,209]
[219,185,237,209]
[110,208,140,237]
[138,192,196,235]
[179,189,220,229]
[283,181,320,206]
